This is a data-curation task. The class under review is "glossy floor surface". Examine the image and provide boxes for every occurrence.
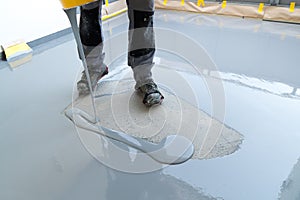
[1,10,300,200]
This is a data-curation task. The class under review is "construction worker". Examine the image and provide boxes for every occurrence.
[78,0,164,106]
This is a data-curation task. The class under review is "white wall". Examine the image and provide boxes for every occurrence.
[0,0,70,46]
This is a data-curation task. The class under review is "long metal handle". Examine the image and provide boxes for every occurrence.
[64,8,99,122]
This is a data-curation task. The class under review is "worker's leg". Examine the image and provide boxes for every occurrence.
[126,0,155,89]
[127,0,164,105]
[78,1,108,95]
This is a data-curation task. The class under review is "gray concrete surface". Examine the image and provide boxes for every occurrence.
[1,10,300,200]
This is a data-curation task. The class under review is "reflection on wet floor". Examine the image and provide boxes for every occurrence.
[151,10,300,200]
[1,9,300,200]
[57,159,220,200]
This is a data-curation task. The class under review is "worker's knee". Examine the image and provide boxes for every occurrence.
[133,10,154,29]
[128,10,155,61]
[79,6,102,46]
[129,10,155,59]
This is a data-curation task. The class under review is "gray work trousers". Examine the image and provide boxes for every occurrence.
[80,0,155,89]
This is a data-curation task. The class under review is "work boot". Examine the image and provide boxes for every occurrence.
[138,81,164,106]
[77,66,108,96]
